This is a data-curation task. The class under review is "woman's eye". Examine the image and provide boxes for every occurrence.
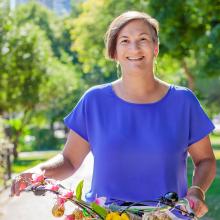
[140,38,147,41]
[120,39,128,44]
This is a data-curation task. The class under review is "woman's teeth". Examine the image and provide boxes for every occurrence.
[127,56,144,61]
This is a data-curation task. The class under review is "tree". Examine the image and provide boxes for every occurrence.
[38,59,84,132]
[148,0,220,90]
[0,2,84,155]
[14,1,63,58]
[0,21,54,157]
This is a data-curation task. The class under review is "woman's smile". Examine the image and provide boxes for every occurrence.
[127,56,145,61]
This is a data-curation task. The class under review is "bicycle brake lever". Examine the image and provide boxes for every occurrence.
[178,198,197,220]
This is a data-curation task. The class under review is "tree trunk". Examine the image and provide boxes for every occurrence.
[12,140,18,159]
[12,130,21,159]
[182,59,195,91]
[5,109,32,159]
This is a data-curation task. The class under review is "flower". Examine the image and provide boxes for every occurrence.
[94,197,107,206]
[45,184,60,191]
[64,214,75,220]
[32,173,45,184]
[120,213,130,220]
[57,197,67,205]
[52,202,65,217]
[61,190,74,199]
[19,182,27,191]
[106,212,130,220]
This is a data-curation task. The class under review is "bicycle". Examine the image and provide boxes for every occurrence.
[15,173,197,220]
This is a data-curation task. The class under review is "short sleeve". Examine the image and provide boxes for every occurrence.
[188,90,215,146]
[64,94,89,142]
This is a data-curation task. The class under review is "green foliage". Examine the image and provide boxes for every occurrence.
[148,0,220,82]
[156,54,184,84]
[0,117,5,138]
[91,202,108,219]
[196,76,220,116]
[14,1,62,58]
[76,180,84,201]
[21,128,65,151]
[14,1,79,64]
[0,22,52,113]
[38,58,82,122]
[0,1,83,153]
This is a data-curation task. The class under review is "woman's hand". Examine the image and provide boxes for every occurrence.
[186,189,208,218]
[10,173,35,196]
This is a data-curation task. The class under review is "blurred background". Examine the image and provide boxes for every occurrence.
[0,0,219,219]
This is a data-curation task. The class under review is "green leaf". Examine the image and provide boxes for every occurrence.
[91,202,108,219]
[76,180,84,200]
[82,208,90,217]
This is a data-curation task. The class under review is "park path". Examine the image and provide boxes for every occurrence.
[0,152,94,220]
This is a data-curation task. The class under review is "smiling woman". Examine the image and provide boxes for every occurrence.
[105,11,159,61]
[11,11,216,220]
[115,20,156,77]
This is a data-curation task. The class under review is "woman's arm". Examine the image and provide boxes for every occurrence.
[187,135,216,217]
[39,130,90,180]
[11,130,90,196]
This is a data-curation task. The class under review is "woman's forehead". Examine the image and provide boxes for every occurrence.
[118,20,152,37]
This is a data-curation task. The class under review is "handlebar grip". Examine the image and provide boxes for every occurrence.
[185,198,196,219]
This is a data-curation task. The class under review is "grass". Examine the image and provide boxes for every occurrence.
[12,151,58,173]
[210,133,220,150]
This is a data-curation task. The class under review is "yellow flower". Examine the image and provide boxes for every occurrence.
[106,212,120,220]
[120,213,130,220]
[106,212,130,220]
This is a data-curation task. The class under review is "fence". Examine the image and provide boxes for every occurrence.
[0,139,13,191]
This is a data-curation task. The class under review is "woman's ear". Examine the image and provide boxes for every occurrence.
[154,46,159,57]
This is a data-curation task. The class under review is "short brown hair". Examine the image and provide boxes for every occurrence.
[105,11,159,60]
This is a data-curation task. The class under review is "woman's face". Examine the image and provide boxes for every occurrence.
[115,19,157,75]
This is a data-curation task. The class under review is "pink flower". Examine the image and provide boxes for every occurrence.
[64,214,75,220]
[188,198,195,209]
[57,197,66,205]
[45,184,60,191]
[61,190,74,199]
[19,182,27,191]
[32,173,45,183]
[94,197,107,206]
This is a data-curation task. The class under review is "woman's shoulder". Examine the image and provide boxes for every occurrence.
[85,83,110,94]
[170,84,199,104]
[81,83,111,101]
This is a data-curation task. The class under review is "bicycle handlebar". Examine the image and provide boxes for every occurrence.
[17,176,197,220]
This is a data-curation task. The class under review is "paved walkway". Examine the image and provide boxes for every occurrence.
[0,153,94,220]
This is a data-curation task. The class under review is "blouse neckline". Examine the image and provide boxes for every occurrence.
[109,83,173,106]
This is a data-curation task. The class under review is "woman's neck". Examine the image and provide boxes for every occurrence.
[120,75,159,95]
[112,76,169,103]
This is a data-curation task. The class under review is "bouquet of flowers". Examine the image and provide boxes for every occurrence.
[17,173,196,220]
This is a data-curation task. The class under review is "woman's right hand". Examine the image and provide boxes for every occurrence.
[10,173,34,197]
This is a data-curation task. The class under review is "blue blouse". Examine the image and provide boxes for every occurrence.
[64,83,214,204]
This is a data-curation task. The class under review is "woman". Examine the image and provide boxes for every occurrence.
[11,11,216,219]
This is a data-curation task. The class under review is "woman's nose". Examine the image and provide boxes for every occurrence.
[129,42,140,52]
